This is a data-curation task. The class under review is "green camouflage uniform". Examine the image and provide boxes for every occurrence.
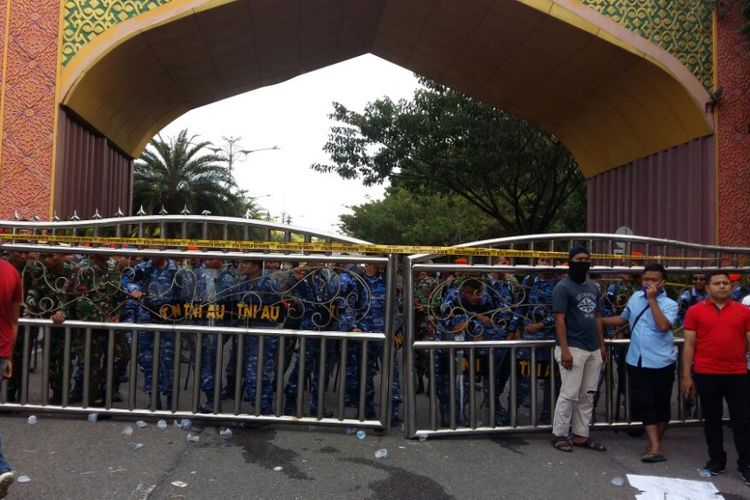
[25,257,73,403]
[66,257,126,403]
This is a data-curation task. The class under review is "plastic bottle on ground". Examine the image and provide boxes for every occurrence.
[356,430,366,440]
[374,449,388,459]
[27,416,37,425]
[157,420,167,430]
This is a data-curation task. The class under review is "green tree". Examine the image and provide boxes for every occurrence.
[134,129,258,216]
[340,187,500,245]
[314,78,585,235]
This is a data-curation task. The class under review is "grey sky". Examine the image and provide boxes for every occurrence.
[159,54,418,234]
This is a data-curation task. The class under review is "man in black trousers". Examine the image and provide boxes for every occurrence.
[682,270,750,486]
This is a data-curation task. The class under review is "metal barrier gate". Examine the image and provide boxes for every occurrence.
[403,233,750,438]
[0,214,399,430]
[5,217,750,439]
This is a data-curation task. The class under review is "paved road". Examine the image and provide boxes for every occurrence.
[1,412,748,499]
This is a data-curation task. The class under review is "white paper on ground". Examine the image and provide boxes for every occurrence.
[626,474,723,500]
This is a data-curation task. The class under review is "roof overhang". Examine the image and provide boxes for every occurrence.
[60,0,713,177]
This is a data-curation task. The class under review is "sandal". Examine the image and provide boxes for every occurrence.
[641,451,667,463]
[572,438,607,452]
[551,435,573,452]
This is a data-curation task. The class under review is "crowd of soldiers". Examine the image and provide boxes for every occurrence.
[2,249,399,423]
[5,247,750,428]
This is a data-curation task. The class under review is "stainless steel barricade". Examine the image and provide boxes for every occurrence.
[5,217,750,438]
[0,214,399,430]
[403,233,750,439]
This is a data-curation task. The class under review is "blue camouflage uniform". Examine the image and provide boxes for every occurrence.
[518,274,559,423]
[335,267,359,333]
[603,280,637,334]
[677,286,708,327]
[187,264,237,410]
[486,274,520,422]
[122,259,183,406]
[343,269,401,421]
[239,269,287,414]
[521,275,558,351]
[732,284,748,302]
[437,280,510,426]
[284,267,338,416]
[591,278,636,418]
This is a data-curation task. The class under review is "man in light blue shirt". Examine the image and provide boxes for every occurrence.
[602,263,678,463]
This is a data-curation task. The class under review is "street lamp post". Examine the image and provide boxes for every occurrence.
[208,136,279,171]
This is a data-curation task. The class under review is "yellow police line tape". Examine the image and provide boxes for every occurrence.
[0,232,719,261]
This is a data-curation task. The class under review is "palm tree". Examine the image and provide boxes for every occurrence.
[134,129,258,217]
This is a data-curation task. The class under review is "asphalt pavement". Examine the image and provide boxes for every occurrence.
[0,412,748,499]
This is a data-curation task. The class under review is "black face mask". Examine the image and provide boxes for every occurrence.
[568,261,591,283]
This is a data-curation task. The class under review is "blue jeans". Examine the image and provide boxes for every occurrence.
[0,358,11,473]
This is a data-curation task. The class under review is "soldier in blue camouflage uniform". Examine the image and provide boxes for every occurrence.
[486,265,520,424]
[518,261,559,424]
[436,277,510,426]
[122,256,184,409]
[342,264,401,422]
[186,258,237,412]
[237,260,286,415]
[118,255,151,400]
[596,273,637,419]
[284,264,338,416]
[677,274,708,327]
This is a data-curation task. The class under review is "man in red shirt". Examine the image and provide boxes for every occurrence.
[0,257,22,498]
[682,270,750,486]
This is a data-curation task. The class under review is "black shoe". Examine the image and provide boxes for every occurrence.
[704,458,727,476]
[112,391,123,403]
[221,389,235,400]
[741,467,750,486]
[68,391,83,403]
[261,406,275,416]
[311,408,333,418]
[199,402,214,414]
[48,392,62,405]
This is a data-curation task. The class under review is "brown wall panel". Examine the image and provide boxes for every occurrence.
[587,135,716,244]
[54,108,133,219]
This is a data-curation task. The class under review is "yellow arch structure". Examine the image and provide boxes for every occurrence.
[59,0,713,178]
